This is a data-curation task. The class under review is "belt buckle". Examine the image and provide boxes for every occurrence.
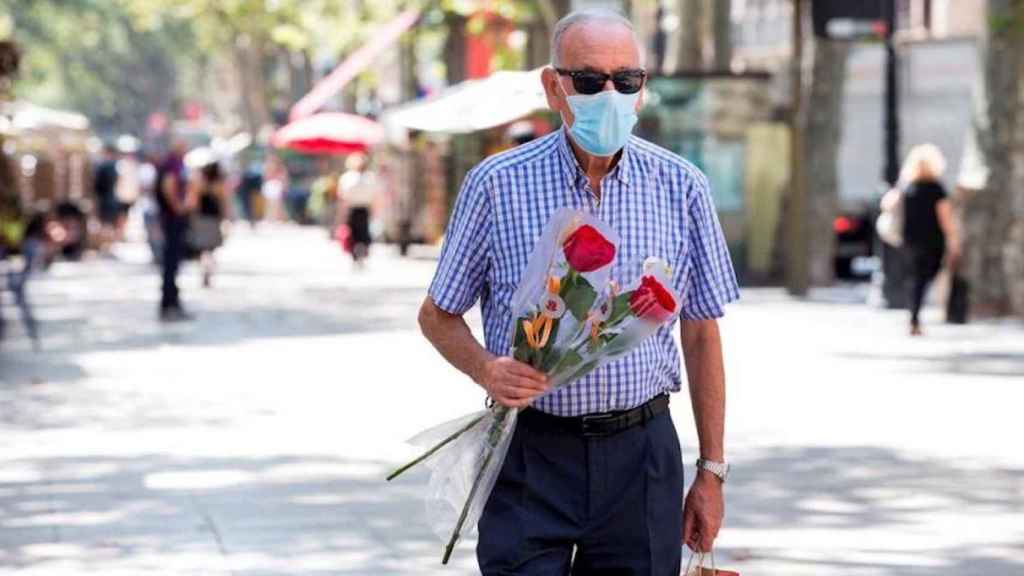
[580,413,615,437]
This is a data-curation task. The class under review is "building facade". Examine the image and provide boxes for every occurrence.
[730,0,985,206]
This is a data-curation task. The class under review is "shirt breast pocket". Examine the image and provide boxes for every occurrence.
[614,225,676,287]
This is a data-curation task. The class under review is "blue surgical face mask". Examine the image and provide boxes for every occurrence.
[562,84,640,157]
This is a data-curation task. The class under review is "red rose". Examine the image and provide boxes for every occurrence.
[562,224,616,273]
[628,275,677,323]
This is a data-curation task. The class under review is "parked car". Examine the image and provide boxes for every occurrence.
[833,202,878,280]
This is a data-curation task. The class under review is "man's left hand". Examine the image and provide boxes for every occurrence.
[682,471,724,553]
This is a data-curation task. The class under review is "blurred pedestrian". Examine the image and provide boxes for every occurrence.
[190,161,227,288]
[1,201,62,350]
[882,144,961,335]
[155,139,196,322]
[93,143,120,248]
[237,160,263,226]
[337,153,377,266]
[113,146,142,240]
[138,152,163,265]
[309,159,339,239]
[261,155,287,223]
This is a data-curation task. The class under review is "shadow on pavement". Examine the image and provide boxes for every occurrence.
[0,447,1021,574]
[834,350,1024,379]
[0,454,474,575]
[719,445,1024,574]
[3,283,427,358]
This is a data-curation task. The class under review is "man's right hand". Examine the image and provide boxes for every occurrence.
[477,356,549,408]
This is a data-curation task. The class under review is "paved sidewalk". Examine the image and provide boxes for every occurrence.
[1,225,1022,575]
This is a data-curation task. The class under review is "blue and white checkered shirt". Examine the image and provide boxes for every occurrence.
[429,128,739,417]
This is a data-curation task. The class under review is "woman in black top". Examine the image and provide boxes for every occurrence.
[190,162,226,288]
[892,144,960,335]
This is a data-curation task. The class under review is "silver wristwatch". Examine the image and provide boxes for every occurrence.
[695,458,730,483]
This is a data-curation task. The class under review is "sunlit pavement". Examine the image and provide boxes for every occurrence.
[1,223,1022,575]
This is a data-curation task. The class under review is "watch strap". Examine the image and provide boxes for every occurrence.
[695,458,729,483]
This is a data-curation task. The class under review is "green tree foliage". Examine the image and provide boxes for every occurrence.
[1,0,547,136]
[1,0,195,136]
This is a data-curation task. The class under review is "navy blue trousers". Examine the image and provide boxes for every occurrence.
[477,407,684,576]
[160,216,187,311]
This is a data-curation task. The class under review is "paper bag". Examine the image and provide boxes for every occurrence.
[683,550,740,576]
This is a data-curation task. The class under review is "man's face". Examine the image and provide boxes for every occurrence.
[542,21,645,129]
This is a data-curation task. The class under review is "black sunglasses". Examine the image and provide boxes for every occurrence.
[555,68,647,95]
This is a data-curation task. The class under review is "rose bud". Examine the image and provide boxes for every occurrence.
[562,224,616,273]
[628,275,678,323]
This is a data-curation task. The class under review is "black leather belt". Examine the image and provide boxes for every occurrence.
[521,394,670,438]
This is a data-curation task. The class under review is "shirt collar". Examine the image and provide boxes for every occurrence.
[555,127,634,187]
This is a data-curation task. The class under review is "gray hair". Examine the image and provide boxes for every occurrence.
[551,9,642,68]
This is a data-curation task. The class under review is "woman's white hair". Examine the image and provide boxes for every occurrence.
[551,9,642,68]
[900,143,947,183]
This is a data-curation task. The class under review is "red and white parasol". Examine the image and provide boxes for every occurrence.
[271,113,384,155]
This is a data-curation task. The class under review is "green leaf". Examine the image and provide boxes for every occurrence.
[512,317,526,347]
[601,338,632,359]
[563,275,598,322]
[564,360,601,385]
[512,319,531,363]
[607,291,634,325]
[559,349,584,369]
[513,346,530,363]
[539,351,558,372]
[558,270,576,299]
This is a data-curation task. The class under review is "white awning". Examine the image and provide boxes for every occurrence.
[7,101,90,132]
[383,68,548,134]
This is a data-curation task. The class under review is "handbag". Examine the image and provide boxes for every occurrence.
[876,188,904,247]
[187,215,224,252]
[334,224,353,254]
[683,550,740,576]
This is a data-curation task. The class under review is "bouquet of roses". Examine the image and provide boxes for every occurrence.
[387,207,681,564]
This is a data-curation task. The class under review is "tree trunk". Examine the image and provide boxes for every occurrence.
[551,0,571,20]
[802,38,848,287]
[963,0,1022,316]
[525,15,550,70]
[1009,61,1024,316]
[676,0,704,72]
[284,47,311,105]
[445,13,467,83]
[0,136,19,212]
[531,0,571,68]
[234,39,272,134]
[711,0,731,71]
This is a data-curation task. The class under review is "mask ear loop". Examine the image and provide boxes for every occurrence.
[555,73,573,100]
[554,74,577,130]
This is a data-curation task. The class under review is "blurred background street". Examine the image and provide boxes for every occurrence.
[3,0,1024,574]
[1,223,1022,575]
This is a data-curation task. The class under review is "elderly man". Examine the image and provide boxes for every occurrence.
[419,9,738,575]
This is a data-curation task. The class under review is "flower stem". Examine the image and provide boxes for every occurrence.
[442,445,495,564]
[385,413,486,482]
[441,407,509,564]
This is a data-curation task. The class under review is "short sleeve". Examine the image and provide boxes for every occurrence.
[674,171,740,320]
[428,169,492,315]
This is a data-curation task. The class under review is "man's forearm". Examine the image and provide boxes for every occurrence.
[681,319,725,462]
[419,297,494,387]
